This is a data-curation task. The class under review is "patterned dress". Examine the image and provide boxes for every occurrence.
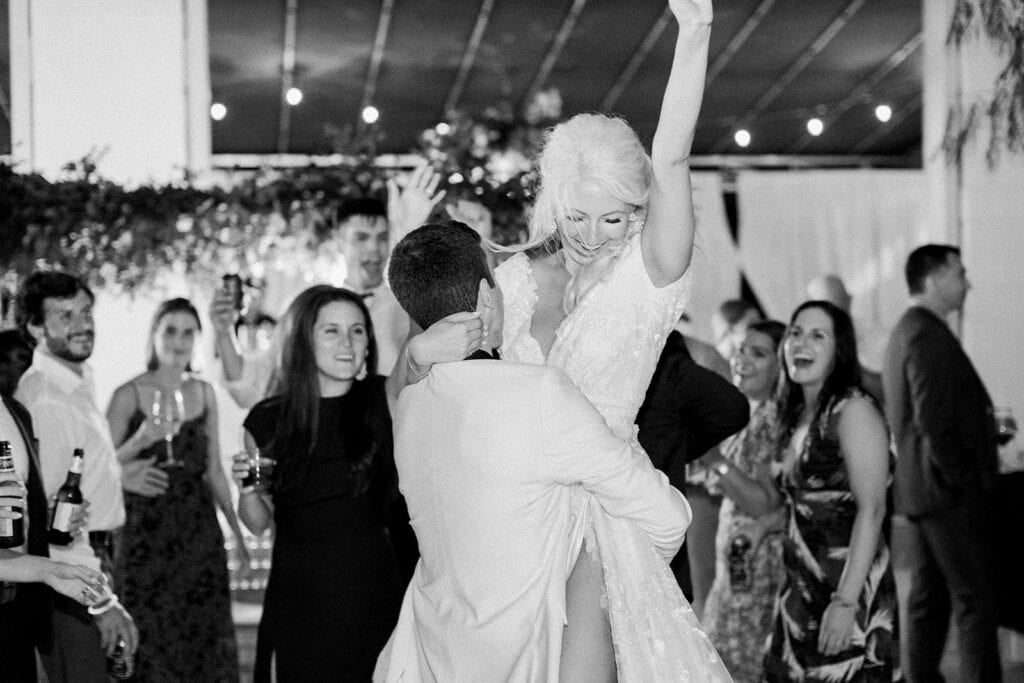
[703,401,786,682]
[764,389,897,682]
[494,231,732,681]
[118,404,238,682]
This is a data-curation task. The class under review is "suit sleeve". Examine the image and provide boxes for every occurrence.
[905,330,970,480]
[637,349,749,469]
[541,370,691,559]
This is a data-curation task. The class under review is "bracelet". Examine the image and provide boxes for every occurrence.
[829,592,857,610]
[88,593,121,616]
[406,347,430,381]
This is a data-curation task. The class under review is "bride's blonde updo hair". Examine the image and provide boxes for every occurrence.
[515,113,653,252]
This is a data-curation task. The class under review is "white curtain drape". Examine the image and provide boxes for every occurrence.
[685,171,741,344]
[736,169,928,370]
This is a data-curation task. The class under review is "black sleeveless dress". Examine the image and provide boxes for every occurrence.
[118,396,239,681]
[245,376,403,682]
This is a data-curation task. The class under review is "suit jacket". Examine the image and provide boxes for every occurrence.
[882,306,999,517]
[636,331,749,487]
[375,358,690,682]
[0,394,52,649]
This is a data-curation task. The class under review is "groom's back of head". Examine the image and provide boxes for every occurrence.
[389,221,493,329]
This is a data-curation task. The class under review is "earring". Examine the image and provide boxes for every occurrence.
[356,364,368,381]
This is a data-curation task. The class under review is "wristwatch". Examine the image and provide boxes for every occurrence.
[713,461,730,477]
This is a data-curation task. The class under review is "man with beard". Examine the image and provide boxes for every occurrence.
[15,271,139,682]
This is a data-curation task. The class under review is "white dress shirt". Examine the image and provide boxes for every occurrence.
[16,349,125,570]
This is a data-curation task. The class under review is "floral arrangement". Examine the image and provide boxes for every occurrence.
[0,90,562,302]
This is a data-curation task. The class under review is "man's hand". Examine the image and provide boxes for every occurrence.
[388,164,446,240]
[121,457,169,497]
[94,601,139,655]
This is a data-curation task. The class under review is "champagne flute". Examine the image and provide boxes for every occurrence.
[158,388,186,468]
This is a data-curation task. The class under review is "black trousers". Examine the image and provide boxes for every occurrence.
[893,505,1002,683]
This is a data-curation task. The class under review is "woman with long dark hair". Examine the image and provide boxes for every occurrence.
[763,301,897,681]
[233,285,402,681]
[107,297,245,680]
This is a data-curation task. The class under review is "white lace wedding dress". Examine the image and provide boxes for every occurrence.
[495,232,732,681]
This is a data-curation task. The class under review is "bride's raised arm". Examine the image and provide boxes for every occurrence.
[641,0,712,287]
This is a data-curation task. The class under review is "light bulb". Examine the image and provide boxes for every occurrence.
[210,103,227,121]
[807,118,824,136]
[875,104,892,123]
[285,87,303,106]
[734,129,751,147]
[435,122,451,135]
[362,106,380,124]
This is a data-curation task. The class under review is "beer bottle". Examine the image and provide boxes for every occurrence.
[0,441,26,549]
[49,448,85,546]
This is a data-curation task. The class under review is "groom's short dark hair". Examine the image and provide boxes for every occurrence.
[389,221,494,330]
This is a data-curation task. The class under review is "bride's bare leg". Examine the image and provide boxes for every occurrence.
[560,546,616,682]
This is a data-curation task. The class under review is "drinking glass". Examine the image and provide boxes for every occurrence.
[151,388,186,468]
[240,448,274,493]
[996,406,1018,446]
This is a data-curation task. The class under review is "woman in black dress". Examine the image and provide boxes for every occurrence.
[233,285,403,682]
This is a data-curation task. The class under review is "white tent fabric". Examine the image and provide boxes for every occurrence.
[736,169,930,370]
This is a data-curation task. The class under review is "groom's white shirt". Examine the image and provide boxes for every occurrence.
[374,358,691,682]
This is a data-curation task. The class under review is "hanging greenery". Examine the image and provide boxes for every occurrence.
[945,0,1024,165]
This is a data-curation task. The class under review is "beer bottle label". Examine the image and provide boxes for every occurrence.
[0,517,12,537]
[52,501,79,533]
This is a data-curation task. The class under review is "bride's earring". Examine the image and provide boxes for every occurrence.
[356,363,368,381]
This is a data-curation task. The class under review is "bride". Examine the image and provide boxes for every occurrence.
[393,0,729,679]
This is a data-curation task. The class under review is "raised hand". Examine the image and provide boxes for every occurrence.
[670,0,712,27]
[388,164,447,240]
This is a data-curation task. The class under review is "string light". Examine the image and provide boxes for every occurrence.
[875,104,892,122]
[734,129,751,147]
[806,118,824,136]
[435,122,451,135]
[362,106,380,124]
[285,87,303,106]
[210,103,227,121]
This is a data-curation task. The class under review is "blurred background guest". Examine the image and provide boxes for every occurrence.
[106,298,246,680]
[233,286,403,681]
[764,301,896,681]
[711,298,763,363]
[702,320,787,681]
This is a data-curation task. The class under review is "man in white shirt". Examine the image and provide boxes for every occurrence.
[374,223,691,681]
[210,171,444,408]
[15,271,138,682]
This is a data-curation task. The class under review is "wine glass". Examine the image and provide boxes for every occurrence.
[995,406,1018,446]
[152,388,186,468]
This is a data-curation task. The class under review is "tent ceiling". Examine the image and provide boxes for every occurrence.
[208,0,923,163]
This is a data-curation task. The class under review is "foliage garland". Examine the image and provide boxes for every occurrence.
[945,0,1024,165]
[0,90,559,302]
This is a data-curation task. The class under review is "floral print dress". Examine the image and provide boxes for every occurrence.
[764,389,897,682]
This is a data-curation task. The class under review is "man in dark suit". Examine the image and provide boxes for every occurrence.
[637,324,749,614]
[883,244,1001,682]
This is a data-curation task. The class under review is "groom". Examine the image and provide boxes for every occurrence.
[374,222,691,681]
